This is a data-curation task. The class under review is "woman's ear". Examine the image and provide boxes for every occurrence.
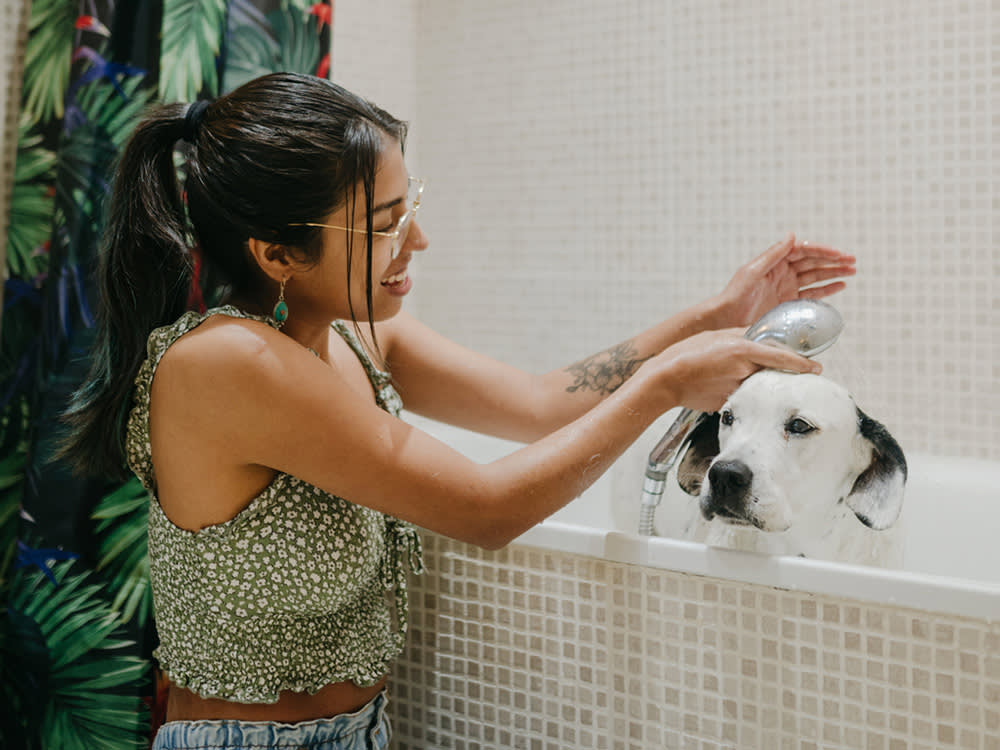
[675,412,721,495]
[247,237,295,282]
[845,409,908,530]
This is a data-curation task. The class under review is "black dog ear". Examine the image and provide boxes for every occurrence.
[846,408,908,530]
[675,412,721,495]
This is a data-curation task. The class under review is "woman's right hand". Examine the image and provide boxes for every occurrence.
[651,328,822,413]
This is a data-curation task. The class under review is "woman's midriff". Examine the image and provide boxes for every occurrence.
[165,676,388,723]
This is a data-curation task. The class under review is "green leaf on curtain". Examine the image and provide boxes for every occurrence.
[223,5,324,93]
[160,0,228,102]
[271,8,323,76]
[7,114,56,280]
[8,560,149,750]
[282,0,316,13]
[73,74,156,150]
[222,18,280,93]
[53,74,154,267]
[21,0,77,123]
[91,477,151,627]
[0,399,29,591]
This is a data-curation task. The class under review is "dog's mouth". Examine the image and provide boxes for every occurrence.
[702,503,752,525]
[701,494,764,528]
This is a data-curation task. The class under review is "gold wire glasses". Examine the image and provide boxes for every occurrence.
[289,177,424,260]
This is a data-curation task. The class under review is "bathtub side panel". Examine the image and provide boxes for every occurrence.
[391,534,1000,750]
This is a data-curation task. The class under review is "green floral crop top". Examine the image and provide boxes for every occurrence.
[125,306,424,703]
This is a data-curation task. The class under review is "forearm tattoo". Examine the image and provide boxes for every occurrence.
[564,340,651,395]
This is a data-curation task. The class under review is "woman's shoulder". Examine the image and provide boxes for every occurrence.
[153,308,301,404]
[161,307,277,360]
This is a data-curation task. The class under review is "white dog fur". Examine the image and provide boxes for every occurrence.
[673,370,907,567]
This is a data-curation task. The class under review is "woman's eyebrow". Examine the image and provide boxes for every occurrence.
[372,195,404,213]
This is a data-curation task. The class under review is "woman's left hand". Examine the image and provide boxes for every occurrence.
[715,232,856,328]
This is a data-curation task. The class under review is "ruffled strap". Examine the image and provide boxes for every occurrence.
[329,321,402,417]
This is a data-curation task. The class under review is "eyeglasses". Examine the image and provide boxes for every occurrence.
[290,177,424,260]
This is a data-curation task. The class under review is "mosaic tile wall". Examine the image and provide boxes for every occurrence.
[392,534,1000,750]
[340,0,999,468]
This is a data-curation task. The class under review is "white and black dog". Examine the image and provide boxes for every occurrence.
[673,370,907,566]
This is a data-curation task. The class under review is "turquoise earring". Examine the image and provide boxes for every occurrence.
[273,278,289,327]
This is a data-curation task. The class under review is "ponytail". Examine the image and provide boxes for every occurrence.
[60,103,193,479]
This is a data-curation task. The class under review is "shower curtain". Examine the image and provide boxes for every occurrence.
[0,2,331,747]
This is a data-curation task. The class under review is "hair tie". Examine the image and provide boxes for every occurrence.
[181,100,211,143]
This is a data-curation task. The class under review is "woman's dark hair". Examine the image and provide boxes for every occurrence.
[61,72,407,479]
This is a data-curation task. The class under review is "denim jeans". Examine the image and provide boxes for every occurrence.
[151,690,390,750]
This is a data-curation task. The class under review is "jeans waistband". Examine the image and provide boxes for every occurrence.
[152,689,388,749]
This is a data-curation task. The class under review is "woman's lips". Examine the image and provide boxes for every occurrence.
[381,269,411,295]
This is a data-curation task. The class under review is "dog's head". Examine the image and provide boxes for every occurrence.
[676,370,907,533]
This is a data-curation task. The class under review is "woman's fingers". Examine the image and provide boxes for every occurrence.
[796,281,848,300]
[752,232,797,275]
[789,262,857,288]
[787,241,851,262]
[743,339,823,374]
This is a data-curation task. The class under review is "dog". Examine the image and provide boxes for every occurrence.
[671,369,907,566]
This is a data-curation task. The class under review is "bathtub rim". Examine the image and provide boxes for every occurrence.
[513,521,1000,622]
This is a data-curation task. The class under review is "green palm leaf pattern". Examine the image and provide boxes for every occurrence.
[223,14,280,92]
[91,478,151,627]
[54,74,154,265]
[7,113,56,280]
[73,75,157,151]
[0,604,48,749]
[223,4,324,93]
[8,560,149,750]
[159,0,228,102]
[271,7,323,75]
[21,0,77,123]
[0,398,29,591]
[283,0,316,12]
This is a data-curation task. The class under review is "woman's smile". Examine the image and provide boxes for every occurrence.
[380,272,412,295]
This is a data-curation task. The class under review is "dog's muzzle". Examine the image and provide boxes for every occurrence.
[700,459,754,524]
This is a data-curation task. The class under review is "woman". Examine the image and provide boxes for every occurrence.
[62,73,854,749]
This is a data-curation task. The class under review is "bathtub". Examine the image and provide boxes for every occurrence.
[392,413,1000,750]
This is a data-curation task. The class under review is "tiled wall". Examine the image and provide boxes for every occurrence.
[393,534,1000,750]
[344,0,999,470]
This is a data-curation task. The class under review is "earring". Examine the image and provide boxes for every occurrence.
[272,278,289,327]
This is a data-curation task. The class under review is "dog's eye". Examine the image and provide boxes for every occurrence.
[720,409,734,427]
[785,417,816,435]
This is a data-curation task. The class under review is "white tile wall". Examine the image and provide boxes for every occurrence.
[399,0,998,465]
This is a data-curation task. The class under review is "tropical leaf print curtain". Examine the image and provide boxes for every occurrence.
[0,2,331,747]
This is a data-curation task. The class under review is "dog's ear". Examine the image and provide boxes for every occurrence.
[845,408,908,530]
[676,412,721,495]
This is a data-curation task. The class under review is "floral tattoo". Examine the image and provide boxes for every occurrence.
[564,340,651,395]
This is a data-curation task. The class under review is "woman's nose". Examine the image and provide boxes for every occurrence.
[404,219,429,253]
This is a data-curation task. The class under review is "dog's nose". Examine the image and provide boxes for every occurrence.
[708,460,753,499]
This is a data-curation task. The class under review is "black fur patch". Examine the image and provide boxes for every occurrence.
[855,408,908,483]
[676,412,721,495]
[848,408,908,528]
